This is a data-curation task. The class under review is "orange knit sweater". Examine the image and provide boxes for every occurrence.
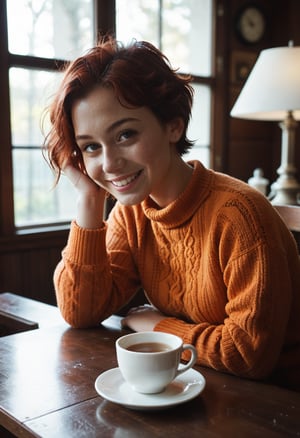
[54,161,300,389]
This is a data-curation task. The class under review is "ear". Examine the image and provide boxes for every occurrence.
[168,117,184,143]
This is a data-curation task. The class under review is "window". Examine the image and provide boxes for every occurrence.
[116,0,213,167]
[0,0,224,233]
[6,0,94,228]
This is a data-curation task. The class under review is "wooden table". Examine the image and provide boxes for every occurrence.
[0,292,65,335]
[0,294,300,437]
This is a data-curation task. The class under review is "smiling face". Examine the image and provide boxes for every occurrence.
[71,86,191,207]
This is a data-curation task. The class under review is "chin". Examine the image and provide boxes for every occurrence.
[116,192,148,206]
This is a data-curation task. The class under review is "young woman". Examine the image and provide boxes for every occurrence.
[45,36,300,391]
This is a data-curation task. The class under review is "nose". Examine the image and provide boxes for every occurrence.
[102,147,124,173]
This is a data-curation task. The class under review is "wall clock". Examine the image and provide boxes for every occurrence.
[235,4,266,44]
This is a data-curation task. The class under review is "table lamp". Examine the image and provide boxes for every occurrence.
[230,42,300,205]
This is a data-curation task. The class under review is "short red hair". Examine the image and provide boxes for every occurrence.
[44,35,194,181]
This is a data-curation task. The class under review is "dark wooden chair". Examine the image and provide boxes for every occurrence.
[273,204,300,251]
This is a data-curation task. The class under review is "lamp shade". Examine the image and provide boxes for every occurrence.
[230,45,300,121]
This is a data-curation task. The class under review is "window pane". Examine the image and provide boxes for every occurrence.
[116,0,212,76]
[116,0,160,45]
[188,84,211,146]
[13,150,76,227]
[184,146,210,167]
[162,0,212,76]
[7,0,94,59]
[9,68,61,146]
[184,83,211,168]
[9,68,76,227]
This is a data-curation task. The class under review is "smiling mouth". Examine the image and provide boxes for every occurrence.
[110,170,142,188]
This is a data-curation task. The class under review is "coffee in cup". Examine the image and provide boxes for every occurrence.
[116,331,197,394]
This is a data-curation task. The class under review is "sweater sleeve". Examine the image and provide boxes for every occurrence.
[54,219,140,328]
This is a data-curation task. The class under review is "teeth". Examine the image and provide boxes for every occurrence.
[112,172,139,187]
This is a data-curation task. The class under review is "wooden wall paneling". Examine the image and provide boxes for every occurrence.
[287,1,300,181]
[210,0,231,173]
[0,247,61,306]
[0,253,20,296]
[0,232,68,305]
[228,140,273,185]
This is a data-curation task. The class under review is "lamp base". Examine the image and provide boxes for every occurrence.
[269,179,300,205]
[269,112,300,205]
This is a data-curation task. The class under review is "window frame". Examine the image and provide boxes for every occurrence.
[0,0,228,237]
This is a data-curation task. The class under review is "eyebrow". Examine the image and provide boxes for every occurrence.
[75,117,139,141]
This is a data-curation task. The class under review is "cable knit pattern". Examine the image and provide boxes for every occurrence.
[54,161,300,389]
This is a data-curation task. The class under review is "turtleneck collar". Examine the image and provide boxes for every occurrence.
[141,160,213,229]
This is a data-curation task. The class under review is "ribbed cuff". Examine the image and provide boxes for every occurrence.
[154,317,197,362]
[154,317,194,344]
[65,220,107,265]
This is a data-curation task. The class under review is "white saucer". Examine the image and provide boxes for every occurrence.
[94,367,206,411]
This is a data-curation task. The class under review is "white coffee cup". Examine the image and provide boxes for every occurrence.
[116,331,197,394]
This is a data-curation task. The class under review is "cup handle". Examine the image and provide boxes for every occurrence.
[175,344,197,377]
